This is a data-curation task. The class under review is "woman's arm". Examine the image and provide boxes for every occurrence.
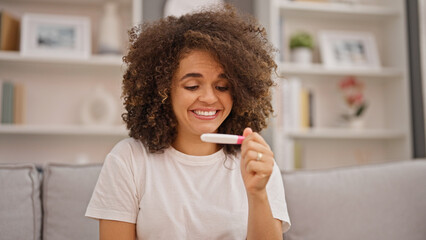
[99,219,136,240]
[241,128,283,240]
[247,191,283,239]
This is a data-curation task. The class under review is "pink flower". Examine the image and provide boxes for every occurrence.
[339,76,368,118]
[339,76,357,89]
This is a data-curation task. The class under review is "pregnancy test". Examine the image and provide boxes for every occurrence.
[200,133,245,144]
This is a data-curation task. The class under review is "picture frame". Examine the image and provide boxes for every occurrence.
[20,13,91,59]
[319,30,380,69]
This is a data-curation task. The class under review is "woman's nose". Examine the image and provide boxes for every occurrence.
[198,86,218,104]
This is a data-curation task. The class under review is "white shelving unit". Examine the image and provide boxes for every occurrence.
[0,0,143,164]
[256,0,412,170]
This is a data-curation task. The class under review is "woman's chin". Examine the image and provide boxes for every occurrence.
[193,127,219,136]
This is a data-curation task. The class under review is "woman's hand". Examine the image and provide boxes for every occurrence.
[240,127,275,196]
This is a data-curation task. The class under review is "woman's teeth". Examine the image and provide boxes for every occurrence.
[194,110,217,116]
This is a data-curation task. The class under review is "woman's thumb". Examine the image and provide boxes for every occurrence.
[243,127,253,137]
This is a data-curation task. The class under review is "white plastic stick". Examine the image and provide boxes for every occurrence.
[200,133,245,144]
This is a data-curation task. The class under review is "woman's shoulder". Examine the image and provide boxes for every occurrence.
[110,137,145,154]
[106,137,151,163]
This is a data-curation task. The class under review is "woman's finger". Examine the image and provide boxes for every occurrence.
[243,149,274,175]
[241,140,270,160]
[244,149,272,163]
[245,158,274,176]
[243,131,271,151]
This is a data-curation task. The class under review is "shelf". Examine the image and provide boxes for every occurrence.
[0,51,124,67]
[2,0,132,5]
[278,62,402,78]
[284,128,406,140]
[277,1,399,19]
[0,124,128,136]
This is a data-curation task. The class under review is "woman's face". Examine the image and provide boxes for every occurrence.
[171,50,233,139]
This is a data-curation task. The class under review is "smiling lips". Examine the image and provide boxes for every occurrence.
[191,110,219,120]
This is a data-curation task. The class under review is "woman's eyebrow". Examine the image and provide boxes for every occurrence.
[180,73,202,81]
[218,73,227,79]
[179,72,227,81]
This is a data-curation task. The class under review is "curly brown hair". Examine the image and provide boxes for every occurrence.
[122,4,276,154]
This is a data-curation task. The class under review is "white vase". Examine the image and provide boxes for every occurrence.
[98,2,122,54]
[291,47,313,65]
[80,86,118,126]
[348,117,365,129]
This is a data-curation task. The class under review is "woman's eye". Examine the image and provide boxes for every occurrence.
[216,86,229,92]
[184,86,198,91]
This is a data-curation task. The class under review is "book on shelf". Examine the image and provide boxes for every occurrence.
[293,141,303,169]
[308,90,314,127]
[1,81,26,124]
[0,10,20,51]
[13,83,25,124]
[1,81,14,124]
[280,77,314,130]
[276,77,314,170]
[300,87,310,128]
[279,15,286,62]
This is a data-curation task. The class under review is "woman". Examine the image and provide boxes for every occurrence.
[86,4,290,239]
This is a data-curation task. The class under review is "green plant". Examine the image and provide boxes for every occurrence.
[289,32,314,50]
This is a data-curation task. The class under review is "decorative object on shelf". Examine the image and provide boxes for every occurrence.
[80,86,118,126]
[319,30,380,69]
[338,76,367,129]
[0,10,20,51]
[98,1,122,55]
[164,0,224,17]
[289,31,314,65]
[20,13,91,59]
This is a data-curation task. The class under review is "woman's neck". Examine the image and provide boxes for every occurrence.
[172,133,220,156]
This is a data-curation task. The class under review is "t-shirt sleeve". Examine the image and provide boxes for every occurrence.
[85,151,140,223]
[266,161,291,233]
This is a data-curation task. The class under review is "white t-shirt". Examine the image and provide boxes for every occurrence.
[85,138,290,239]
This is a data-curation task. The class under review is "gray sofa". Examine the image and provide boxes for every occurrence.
[0,160,425,240]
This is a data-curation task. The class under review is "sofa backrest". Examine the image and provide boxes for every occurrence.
[0,162,101,240]
[42,163,102,240]
[0,163,42,240]
[282,160,426,240]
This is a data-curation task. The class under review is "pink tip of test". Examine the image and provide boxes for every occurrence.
[200,133,245,144]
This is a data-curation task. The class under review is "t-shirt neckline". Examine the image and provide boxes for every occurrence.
[166,146,226,166]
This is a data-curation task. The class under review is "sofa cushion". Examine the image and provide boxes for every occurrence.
[42,163,102,240]
[283,160,426,240]
[0,163,42,240]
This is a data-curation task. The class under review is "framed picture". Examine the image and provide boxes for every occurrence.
[20,13,91,59]
[319,30,380,69]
